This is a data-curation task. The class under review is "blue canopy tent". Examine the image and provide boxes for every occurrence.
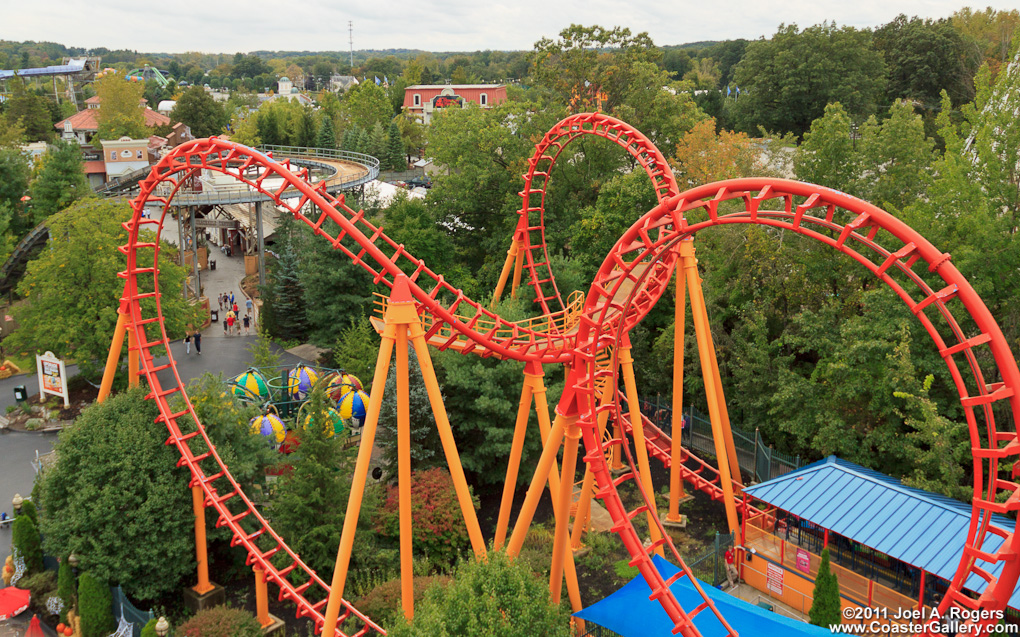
[574,555,843,636]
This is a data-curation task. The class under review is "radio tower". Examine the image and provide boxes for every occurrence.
[349,21,354,71]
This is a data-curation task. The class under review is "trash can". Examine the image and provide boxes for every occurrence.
[209,259,216,270]
[13,385,27,402]
[211,310,219,323]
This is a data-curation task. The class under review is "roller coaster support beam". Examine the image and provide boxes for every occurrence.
[550,419,581,604]
[504,395,581,612]
[494,361,544,550]
[491,236,522,307]
[324,276,488,630]
[667,254,688,524]
[127,326,139,389]
[191,483,214,594]
[620,339,665,557]
[570,375,618,549]
[681,242,740,537]
[253,564,272,628]
[97,292,131,404]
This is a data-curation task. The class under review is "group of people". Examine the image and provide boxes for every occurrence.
[218,291,253,336]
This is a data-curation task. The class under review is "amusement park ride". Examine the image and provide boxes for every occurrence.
[94,112,1020,636]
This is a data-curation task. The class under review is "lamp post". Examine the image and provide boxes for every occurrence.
[12,493,23,515]
[154,617,169,637]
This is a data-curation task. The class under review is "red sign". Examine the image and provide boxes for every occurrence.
[432,94,463,109]
[766,562,784,595]
[796,548,811,574]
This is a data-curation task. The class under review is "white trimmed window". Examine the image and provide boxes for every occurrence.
[413,94,421,106]
[480,93,488,106]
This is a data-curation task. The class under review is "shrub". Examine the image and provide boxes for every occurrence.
[11,515,43,573]
[140,618,157,637]
[388,550,571,637]
[178,606,262,637]
[14,570,57,598]
[356,575,450,630]
[809,548,841,626]
[58,557,75,623]
[78,572,115,637]
[375,467,474,563]
[18,500,38,526]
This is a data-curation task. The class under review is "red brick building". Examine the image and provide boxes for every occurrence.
[402,84,507,124]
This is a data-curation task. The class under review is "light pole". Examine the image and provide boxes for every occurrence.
[12,493,23,516]
[155,616,170,637]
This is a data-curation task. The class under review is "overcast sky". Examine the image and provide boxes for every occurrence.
[6,0,1016,55]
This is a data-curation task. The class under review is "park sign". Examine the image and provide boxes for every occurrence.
[36,351,69,407]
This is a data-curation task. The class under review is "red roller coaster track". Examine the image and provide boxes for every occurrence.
[117,114,1020,636]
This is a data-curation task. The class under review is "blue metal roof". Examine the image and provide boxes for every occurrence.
[744,456,1018,609]
[0,59,88,80]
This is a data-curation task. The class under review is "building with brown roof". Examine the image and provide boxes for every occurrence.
[55,97,171,146]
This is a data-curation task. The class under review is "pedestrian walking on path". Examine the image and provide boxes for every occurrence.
[246,297,253,315]
[184,331,192,354]
[226,312,236,335]
[242,314,250,335]
[193,329,202,354]
[229,291,235,307]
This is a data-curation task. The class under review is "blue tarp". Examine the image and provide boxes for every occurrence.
[574,555,842,636]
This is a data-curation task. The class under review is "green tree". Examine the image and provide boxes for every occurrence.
[178,606,262,637]
[874,14,978,108]
[93,73,147,140]
[896,375,970,500]
[0,148,30,233]
[8,199,195,378]
[0,113,27,147]
[77,572,115,637]
[27,139,89,222]
[809,548,841,626]
[11,515,43,574]
[36,389,193,601]
[170,86,228,138]
[340,81,394,131]
[385,121,405,170]
[393,112,425,162]
[256,107,283,146]
[17,499,38,526]
[388,550,571,637]
[316,114,337,150]
[794,102,860,191]
[730,22,887,136]
[295,107,317,148]
[58,557,75,623]
[376,346,440,474]
[4,91,55,142]
[369,121,387,161]
[856,100,935,210]
[331,317,380,384]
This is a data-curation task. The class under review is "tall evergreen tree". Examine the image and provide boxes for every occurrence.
[269,241,307,340]
[257,109,283,146]
[354,127,370,155]
[295,107,317,148]
[11,515,43,574]
[28,139,89,223]
[341,125,359,151]
[316,115,337,150]
[809,548,841,626]
[369,121,387,160]
[386,121,405,170]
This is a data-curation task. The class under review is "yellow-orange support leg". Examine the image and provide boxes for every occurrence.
[491,238,520,307]
[410,323,487,559]
[549,420,580,603]
[570,384,614,550]
[321,320,396,635]
[191,484,213,594]
[396,325,414,620]
[667,265,687,523]
[506,412,566,558]
[510,238,525,299]
[254,565,272,628]
[127,327,139,389]
[620,343,664,557]
[97,311,129,404]
[494,362,541,550]
[682,246,740,537]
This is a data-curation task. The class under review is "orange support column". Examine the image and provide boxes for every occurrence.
[491,238,521,307]
[396,324,414,620]
[549,418,580,603]
[97,310,129,404]
[667,262,687,524]
[570,385,614,550]
[620,342,664,557]
[321,310,397,636]
[253,565,272,628]
[191,484,213,594]
[682,245,740,537]
[127,327,139,389]
[494,362,541,550]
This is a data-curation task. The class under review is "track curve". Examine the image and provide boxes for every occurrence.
[118,126,1020,635]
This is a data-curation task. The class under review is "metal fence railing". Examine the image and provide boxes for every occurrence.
[638,397,802,484]
[111,585,153,637]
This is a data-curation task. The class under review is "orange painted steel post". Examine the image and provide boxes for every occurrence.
[396,324,414,620]
[321,316,397,636]
[681,242,743,491]
[127,326,139,388]
[410,320,487,559]
[97,310,129,403]
[253,564,272,627]
[491,238,520,307]
[510,237,525,299]
[549,418,580,604]
[667,261,687,523]
[682,249,740,537]
[191,484,213,594]
[494,362,541,550]
[570,384,615,550]
[620,342,664,557]
[506,412,567,558]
